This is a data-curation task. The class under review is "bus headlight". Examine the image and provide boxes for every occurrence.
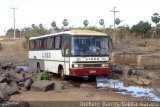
[102,64,108,67]
[72,64,78,68]
[79,64,84,68]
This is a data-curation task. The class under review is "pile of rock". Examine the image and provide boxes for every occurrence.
[111,63,160,86]
[0,63,56,102]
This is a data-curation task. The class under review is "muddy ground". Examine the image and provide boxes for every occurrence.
[9,74,142,102]
[0,38,160,106]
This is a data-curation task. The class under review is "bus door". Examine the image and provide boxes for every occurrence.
[61,35,70,75]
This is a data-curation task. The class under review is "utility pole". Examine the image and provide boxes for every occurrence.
[10,7,17,39]
[110,6,120,43]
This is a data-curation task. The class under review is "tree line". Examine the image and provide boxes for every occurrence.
[6,12,160,39]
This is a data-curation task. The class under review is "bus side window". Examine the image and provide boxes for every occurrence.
[55,36,60,49]
[35,39,38,50]
[29,40,34,50]
[52,37,55,49]
[46,37,53,49]
[32,40,36,50]
[41,38,45,49]
[37,39,41,50]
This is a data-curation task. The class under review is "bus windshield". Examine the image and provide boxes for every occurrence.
[71,36,109,56]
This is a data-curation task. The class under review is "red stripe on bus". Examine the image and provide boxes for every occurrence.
[70,68,111,76]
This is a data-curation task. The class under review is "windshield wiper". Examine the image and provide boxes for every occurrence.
[83,47,87,57]
[96,48,101,56]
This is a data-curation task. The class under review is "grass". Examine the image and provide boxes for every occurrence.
[54,87,63,93]
[138,43,146,47]
[36,70,52,81]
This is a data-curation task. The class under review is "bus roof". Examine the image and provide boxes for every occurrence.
[29,30,108,40]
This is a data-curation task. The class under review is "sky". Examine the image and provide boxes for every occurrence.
[0,0,160,35]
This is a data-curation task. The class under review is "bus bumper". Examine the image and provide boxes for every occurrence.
[69,68,111,76]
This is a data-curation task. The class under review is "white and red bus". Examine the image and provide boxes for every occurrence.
[29,30,112,79]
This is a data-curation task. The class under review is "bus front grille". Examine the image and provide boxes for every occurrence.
[81,64,102,68]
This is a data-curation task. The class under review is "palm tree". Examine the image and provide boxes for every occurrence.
[115,18,121,26]
[62,19,69,27]
[99,19,105,30]
[51,20,56,33]
[31,24,36,29]
[83,20,89,28]
[51,20,56,28]
[39,23,43,29]
[99,19,104,26]
[151,13,160,27]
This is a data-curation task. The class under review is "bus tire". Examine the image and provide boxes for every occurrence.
[37,62,41,73]
[88,75,96,80]
[60,68,66,80]
[58,66,66,80]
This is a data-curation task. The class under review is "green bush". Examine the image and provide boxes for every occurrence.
[36,71,52,80]
[54,87,63,93]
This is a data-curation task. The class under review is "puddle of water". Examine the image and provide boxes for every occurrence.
[16,65,30,72]
[96,76,160,102]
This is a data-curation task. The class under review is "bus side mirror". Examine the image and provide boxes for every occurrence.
[61,48,65,56]
[65,49,69,55]
[62,48,69,56]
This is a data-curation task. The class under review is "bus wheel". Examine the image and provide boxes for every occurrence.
[60,69,66,80]
[88,75,96,80]
[37,62,41,73]
[59,68,66,80]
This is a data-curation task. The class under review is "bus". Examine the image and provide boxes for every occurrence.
[29,30,112,79]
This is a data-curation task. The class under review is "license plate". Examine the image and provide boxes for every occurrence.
[90,70,96,73]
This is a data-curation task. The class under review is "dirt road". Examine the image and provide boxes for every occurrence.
[11,88,139,101]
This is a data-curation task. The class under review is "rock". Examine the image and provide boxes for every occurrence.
[146,72,159,80]
[10,71,25,79]
[24,78,34,90]
[127,69,132,75]
[0,83,18,95]
[2,73,15,82]
[16,68,24,73]
[0,76,8,83]
[0,90,10,101]
[131,70,137,75]
[31,80,54,92]
[19,81,25,87]
[1,63,16,70]
[140,79,151,86]
[134,79,144,85]
[54,81,64,92]
[3,71,26,83]
[133,77,151,86]
[10,81,19,90]
[15,77,25,83]
[123,66,132,77]
[129,75,138,81]
[80,84,95,89]
[21,87,28,92]
[112,63,123,74]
